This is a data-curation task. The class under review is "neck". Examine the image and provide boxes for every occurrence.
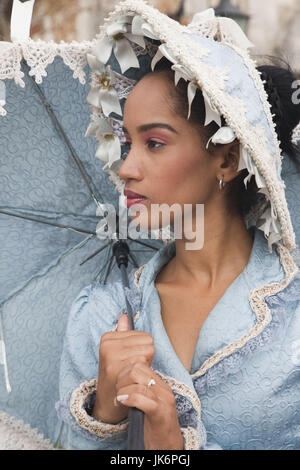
[168,211,254,289]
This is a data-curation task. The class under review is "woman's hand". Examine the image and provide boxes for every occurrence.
[92,314,155,425]
[115,362,184,450]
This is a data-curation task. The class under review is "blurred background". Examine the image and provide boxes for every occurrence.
[0,0,299,74]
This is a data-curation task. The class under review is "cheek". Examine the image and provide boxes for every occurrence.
[160,151,212,199]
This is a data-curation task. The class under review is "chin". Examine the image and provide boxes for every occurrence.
[128,213,161,238]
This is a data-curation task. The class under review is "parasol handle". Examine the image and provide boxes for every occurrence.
[112,241,145,450]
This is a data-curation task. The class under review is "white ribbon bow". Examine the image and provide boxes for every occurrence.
[11,0,35,42]
[187,8,254,51]
[95,14,158,74]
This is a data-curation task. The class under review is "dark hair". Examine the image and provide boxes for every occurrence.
[144,55,300,219]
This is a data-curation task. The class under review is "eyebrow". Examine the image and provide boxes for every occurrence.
[122,123,178,135]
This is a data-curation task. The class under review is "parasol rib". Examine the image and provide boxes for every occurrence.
[80,241,112,266]
[103,252,115,284]
[0,209,96,236]
[127,236,160,251]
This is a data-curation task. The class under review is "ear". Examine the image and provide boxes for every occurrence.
[217,140,241,183]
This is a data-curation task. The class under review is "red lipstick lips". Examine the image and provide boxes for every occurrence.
[124,189,146,199]
[124,189,147,209]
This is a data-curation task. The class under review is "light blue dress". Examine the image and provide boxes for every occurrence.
[56,227,300,450]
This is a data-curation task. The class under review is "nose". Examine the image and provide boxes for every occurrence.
[118,146,143,182]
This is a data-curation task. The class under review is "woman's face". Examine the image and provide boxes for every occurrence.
[118,72,222,233]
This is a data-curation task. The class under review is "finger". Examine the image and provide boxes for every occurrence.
[117,314,130,332]
[119,334,154,347]
[116,383,156,403]
[115,377,175,415]
[115,365,174,407]
[100,333,154,358]
[102,330,154,342]
[116,391,159,416]
[117,362,170,394]
[119,344,155,362]
[116,362,155,390]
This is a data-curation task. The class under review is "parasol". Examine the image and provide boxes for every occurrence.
[0,410,55,450]
[0,0,163,448]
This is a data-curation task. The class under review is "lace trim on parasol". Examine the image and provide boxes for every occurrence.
[0,410,55,450]
[0,38,96,90]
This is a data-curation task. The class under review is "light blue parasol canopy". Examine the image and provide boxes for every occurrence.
[0,0,162,445]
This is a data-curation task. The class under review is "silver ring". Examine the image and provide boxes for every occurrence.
[147,378,156,388]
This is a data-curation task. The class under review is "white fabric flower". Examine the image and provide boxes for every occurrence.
[96,134,121,170]
[95,14,147,73]
[85,115,121,170]
[87,54,122,117]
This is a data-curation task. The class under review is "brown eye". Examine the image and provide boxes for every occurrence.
[147,140,165,150]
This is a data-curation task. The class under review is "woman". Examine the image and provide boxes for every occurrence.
[56,1,300,450]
